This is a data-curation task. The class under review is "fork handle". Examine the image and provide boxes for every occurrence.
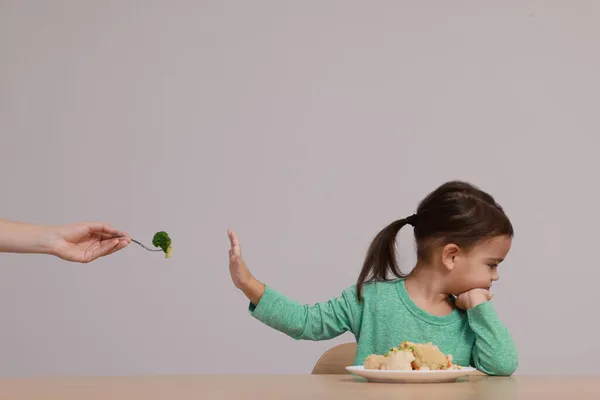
[130,238,163,252]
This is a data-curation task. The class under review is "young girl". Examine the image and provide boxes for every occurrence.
[227,181,518,375]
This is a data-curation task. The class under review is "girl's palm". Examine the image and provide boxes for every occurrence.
[228,229,251,288]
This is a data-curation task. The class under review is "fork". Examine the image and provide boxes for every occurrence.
[130,238,163,252]
[113,235,163,252]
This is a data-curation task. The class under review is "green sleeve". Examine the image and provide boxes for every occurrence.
[249,285,360,341]
[467,301,519,376]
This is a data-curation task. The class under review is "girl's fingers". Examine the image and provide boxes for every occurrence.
[228,230,240,248]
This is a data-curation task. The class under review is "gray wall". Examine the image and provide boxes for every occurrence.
[1,0,599,376]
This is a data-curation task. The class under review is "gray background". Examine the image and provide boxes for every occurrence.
[1,0,599,376]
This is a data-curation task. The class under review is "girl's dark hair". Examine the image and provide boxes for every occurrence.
[356,181,514,301]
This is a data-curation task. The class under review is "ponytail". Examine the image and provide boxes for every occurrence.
[356,216,416,301]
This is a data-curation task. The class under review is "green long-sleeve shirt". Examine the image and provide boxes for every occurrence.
[249,279,518,375]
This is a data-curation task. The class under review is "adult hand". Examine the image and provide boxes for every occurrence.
[42,222,131,263]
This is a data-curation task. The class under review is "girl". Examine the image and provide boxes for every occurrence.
[227,181,518,375]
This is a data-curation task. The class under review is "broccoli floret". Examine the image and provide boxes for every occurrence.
[152,231,172,258]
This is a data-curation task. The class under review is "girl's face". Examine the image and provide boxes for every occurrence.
[445,235,512,295]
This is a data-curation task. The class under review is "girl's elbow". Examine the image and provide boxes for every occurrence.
[482,358,518,376]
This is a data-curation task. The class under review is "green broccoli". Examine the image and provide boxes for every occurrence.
[152,231,172,258]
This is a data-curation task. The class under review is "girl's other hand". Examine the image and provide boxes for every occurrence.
[455,288,492,310]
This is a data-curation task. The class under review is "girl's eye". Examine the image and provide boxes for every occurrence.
[488,264,498,269]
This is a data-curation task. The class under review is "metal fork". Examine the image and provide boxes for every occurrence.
[130,238,163,252]
[113,235,163,252]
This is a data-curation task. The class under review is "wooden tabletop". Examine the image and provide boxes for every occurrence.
[0,374,598,400]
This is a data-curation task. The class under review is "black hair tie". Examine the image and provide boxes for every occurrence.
[405,214,418,227]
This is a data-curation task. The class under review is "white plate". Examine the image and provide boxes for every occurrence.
[345,366,477,383]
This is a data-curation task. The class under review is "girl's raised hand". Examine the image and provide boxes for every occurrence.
[227,229,251,289]
[227,229,265,305]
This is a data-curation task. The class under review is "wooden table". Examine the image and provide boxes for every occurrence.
[0,374,598,400]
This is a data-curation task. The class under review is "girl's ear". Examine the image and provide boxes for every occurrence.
[441,244,460,271]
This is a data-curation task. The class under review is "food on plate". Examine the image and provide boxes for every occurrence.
[363,341,462,371]
[152,231,172,258]
[382,349,416,370]
[363,354,387,370]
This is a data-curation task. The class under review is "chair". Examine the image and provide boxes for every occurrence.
[311,342,358,375]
